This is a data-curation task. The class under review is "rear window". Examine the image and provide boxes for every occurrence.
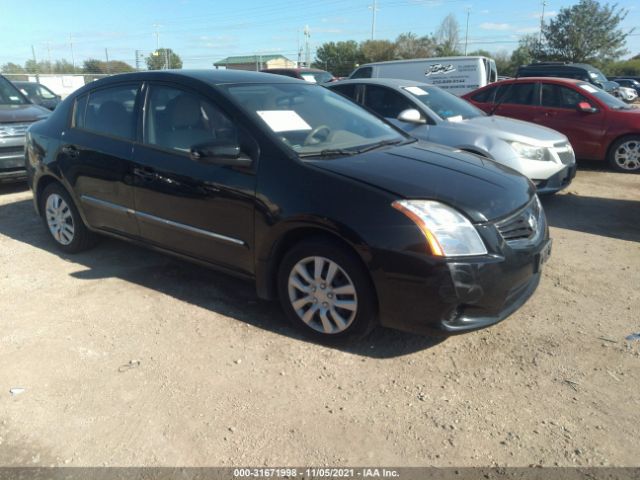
[0,76,29,105]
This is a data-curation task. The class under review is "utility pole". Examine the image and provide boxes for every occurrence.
[304,25,311,67]
[369,0,379,40]
[464,8,471,55]
[45,41,52,73]
[105,48,110,74]
[538,0,547,57]
[153,23,162,51]
[31,45,39,82]
[69,34,75,71]
[165,48,170,70]
[135,50,142,71]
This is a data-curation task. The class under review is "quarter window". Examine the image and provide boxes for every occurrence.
[144,85,237,153]
[81,84,139,140]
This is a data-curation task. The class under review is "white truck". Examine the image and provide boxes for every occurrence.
[349,56,498,96]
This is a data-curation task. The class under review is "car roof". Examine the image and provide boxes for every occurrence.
[491,77,584,86]
[329,78,433,88]
[262,67,327,73]
[79,69,302,90]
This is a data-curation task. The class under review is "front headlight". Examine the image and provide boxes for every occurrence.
[509,141,546,161]
[392,200,488,257]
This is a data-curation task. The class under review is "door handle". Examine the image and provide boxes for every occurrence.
[61,145,79,159]
[133,167,157,181]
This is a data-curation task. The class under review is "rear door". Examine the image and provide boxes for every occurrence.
[131,82,257,274]
[533,82,605,159]
[62,82,141,236]
[491,82,539,121]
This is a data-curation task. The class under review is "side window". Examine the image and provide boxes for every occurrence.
[330,84,357,100]
[497,83,536,105]
[73,94,88,128]
[471,86,496,103]
[144,85,237,153]
[364,85,413,118]
[351,67,372,79]
[83,84,139,140]
[38,85,56,99]
[541,84,589,109]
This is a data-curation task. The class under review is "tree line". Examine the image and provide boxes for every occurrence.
[313,0,637,77]
[1,48,183,75]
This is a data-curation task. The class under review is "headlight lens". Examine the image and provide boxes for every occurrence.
[392,200,488,257]
[509,141,546,161]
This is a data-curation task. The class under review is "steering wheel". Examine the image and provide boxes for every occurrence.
[303,125,332,146]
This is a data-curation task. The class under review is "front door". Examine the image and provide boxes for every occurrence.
[132,83,257,275]
[492,82,539,122]
[533,83,605,160]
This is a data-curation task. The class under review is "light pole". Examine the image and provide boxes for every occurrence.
[464,8,471,55]
[538,0,547,56]
[369,0,379,40]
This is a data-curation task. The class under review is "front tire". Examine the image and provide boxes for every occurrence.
[277,238,377,342]
[40,182,96,253]
[608,136,640,173]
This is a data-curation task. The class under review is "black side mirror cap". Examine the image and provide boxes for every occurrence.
[190,142,253,167]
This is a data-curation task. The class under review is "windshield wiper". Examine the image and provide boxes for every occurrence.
[354,138,407,154]
[298,148,358,158]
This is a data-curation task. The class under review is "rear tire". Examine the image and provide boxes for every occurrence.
[277,237,377,343]
[608,136,640,173]
[40,182,96,253]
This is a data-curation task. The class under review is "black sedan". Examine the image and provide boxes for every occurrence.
[25,70,550,341]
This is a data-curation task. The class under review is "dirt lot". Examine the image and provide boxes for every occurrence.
[0,164,639,468]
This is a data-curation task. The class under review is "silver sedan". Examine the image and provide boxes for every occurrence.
[328,78,576,194]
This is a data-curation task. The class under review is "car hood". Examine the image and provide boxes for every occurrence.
[442,115,568,145]
[0,103,50,123]
[309,141,534,222]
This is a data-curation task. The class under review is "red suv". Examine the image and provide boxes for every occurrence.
[463,77,640,172]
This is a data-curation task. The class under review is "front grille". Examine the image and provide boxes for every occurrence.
[0,123,31,138]
[553,142,575,165]
[496,197,543,245]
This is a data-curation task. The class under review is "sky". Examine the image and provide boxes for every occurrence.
[0,0,638,70]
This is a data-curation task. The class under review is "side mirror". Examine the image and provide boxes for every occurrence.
[190,142,253,167]
[397,108,426,124]
[577,101,597,114]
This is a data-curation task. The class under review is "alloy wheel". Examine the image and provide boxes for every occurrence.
[45,193,75,245]
[613,140,640,171]
[287,256,358,334]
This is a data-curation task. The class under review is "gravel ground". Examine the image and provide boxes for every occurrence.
[0,163,639,468]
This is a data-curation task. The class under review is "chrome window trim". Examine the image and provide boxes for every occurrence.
[80,194,245,246]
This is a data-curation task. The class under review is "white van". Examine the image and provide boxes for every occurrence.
[349,56,498,96]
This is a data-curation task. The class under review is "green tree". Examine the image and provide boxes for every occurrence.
[467,49,492,58]
[394,32,437,59]
[52,59,79,74]
[510,34,539,69]
[605,59,640,77]
[542,0,633,63]
[435,14,461,56]
[360,39,396,63]
[493,50,514,77]
[313,40,363,77]
[146,48,183,70]
[1,62,26,74]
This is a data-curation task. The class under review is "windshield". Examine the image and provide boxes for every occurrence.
[300,71,334,84]
[0,77,29,105]
[588,68,608,84]
[402,85,485,120]
[577,83,630,109]
[223,83,405,156]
